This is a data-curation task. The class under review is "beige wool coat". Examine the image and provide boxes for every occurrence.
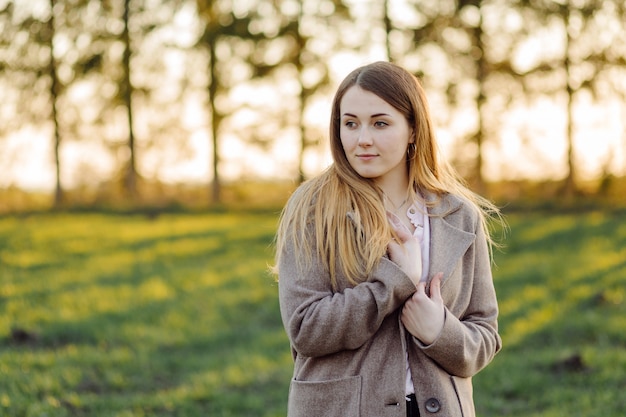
[278,192,502,417]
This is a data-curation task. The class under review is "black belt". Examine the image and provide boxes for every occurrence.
[406,394,420,417]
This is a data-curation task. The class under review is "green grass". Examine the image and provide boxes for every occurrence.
[0,209,625,416]
[475,209,626,416]
[0,211,291,416]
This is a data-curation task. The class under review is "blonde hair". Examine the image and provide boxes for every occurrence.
[274,61,502,290]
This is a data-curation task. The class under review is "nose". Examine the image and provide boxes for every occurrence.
[357,126,373,147]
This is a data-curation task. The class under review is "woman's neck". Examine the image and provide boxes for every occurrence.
[376,176,410,210]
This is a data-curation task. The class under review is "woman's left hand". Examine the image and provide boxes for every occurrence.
[401,272,445,345]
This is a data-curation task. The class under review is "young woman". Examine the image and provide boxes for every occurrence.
[274,61,503,417]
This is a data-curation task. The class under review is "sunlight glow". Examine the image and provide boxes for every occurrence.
[2,0,625,192]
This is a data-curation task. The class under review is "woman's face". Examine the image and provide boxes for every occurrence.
[339,86,412,188]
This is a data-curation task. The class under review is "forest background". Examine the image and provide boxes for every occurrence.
[1,0,626,213]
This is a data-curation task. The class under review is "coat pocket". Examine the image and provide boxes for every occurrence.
[450,375,475,417]
[288,375,362,417]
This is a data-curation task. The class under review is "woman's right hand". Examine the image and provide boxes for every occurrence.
[386,211,422,286]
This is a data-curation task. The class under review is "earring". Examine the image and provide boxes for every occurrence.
[407,143,416,159]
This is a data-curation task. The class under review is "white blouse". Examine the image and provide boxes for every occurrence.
[404,201,431,396]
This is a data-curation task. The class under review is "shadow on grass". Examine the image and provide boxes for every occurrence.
[0,212,290,416]
[476,210,626,417]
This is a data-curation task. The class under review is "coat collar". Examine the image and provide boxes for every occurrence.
[422,189,463,216]
[345,190,476,286]
[424,191,476,286]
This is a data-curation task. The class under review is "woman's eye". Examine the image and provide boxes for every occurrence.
[374,121,388,127]
[345,121,357,128]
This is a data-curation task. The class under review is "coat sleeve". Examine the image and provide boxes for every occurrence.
[278,234,416,358]
[415,218,502,378]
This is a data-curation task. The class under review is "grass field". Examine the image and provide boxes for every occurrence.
[0,208,625,416]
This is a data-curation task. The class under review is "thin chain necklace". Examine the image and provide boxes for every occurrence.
[385,194,409,214]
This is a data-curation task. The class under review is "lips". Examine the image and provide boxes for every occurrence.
[356,154,378,161]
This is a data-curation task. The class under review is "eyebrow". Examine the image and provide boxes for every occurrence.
[342,112,391,118]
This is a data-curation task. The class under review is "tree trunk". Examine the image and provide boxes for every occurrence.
[208,36,221,204]
[383,0,393,62]
[295,1,306,184]
[122,0,138,200]
[562,3,577,197]
[48,0,63,207]
[472,13,486,194]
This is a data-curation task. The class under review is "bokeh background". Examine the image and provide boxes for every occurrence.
[1,0,625,211]
[1,1,625,416]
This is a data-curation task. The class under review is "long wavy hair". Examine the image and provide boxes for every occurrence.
[274,61,501,290]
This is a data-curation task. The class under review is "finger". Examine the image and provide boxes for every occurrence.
[387,239,400,251]
[386,240,402,259]
[429,272,444,301]
[416,280,426,295]
[402,300,415,317]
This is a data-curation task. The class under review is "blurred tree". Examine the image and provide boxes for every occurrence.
[1,0,197,203]
[121,0,138,199]
[115,0,193,200]
[195,0,348,202]
[383,0,393,62]
[57,0,130,199]
[515,0,626,196]
[65,0,194,201]
[0,1,68,206]
[46,0,63,206]
[196,0,239,203]
[283,0,352,183]
[0,0,120,202]
[386,0,522,191]
[0,4,28,181]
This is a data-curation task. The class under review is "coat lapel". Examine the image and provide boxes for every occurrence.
[425,192,476,286]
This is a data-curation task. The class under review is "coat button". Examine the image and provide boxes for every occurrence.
[425,397,441,413]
